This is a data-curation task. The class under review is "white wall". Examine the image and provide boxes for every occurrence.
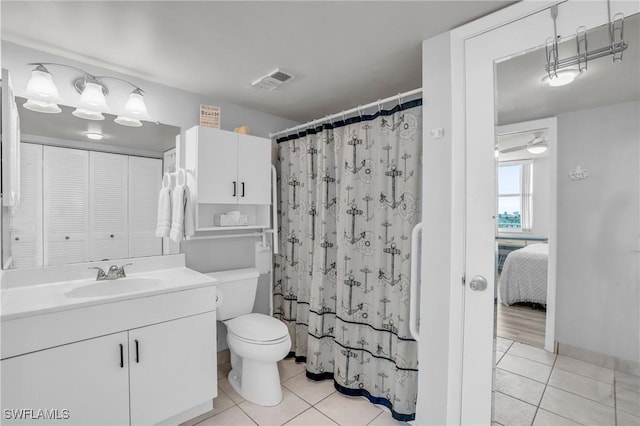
[2,41,298,351]
[556,101,639,362]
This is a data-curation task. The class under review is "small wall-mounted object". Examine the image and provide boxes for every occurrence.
[199,105,220,129]
[569,166,589,181]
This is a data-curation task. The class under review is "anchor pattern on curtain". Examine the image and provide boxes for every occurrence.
[274,100,422,421]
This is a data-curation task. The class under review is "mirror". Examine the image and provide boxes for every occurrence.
[491,10,638,425]
[3,96,180,269]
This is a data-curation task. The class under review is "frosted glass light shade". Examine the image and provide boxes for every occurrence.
[78,82,110,112]
[114,115,143,127]
[527,145,548,154]
[122,90,151,120]
[24,67,63,104]
[541,69,581,87]
[23,99,62,114]
[72,108,105,121]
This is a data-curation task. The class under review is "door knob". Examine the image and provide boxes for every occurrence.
[469,275,488,291]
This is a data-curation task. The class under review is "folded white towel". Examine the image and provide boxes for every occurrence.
[155,176,172,237]
[169,183,185,242]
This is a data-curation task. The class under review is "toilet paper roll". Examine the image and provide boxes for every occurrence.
[215,288,223,309]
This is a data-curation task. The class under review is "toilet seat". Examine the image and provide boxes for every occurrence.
[225,313,289,344]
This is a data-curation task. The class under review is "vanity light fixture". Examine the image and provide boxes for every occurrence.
[23,62,152,127]
[543,0,628,87]
[84,132,104,141]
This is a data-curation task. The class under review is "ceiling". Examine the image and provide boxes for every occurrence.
[1,1,515,123]
[496,12,639,125]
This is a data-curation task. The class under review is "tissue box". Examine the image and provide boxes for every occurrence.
[215,213,249,227]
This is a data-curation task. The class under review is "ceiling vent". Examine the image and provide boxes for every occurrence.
[251,69,294,90]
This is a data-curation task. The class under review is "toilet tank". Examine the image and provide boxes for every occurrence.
[205,268,260,321]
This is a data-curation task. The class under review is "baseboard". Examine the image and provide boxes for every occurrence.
[557,342,640,375]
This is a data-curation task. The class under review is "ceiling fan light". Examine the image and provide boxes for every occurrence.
[23,99,62,114]
[115,115,143,127]
[23,66,63,104]
[541,69,581,87]
[121,89,151,120]
[78,81,110,112]
[527,145,548,154]
[72,108,105,121]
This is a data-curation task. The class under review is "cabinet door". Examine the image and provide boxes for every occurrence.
[2,68,20,207]
[129,311,217,425]
[129,156,162,257]
[0,332,130,426]
[43,146,89,266]
[237,134,271,205]
[89,152,129,261]
[197,127,238,204]
[10,143,43,269]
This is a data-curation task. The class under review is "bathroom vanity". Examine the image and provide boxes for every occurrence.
[0,255,217,426]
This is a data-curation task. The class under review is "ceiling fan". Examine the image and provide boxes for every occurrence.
[499,134,548,155]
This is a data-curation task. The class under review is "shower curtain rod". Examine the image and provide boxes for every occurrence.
[269,87,422,139]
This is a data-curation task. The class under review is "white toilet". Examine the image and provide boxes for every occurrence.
[206,268,291,406]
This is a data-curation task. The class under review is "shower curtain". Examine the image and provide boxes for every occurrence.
[274,100,422,421]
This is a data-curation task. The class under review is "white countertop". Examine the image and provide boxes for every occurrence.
[1,267,217,321]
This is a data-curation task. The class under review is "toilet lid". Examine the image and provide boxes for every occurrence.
[225,313,289,343]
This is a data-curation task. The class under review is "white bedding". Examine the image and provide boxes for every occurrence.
[500,243,548,306]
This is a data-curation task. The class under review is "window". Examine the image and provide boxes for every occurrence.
[498,162,532,231]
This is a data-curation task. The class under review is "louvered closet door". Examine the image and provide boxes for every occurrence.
[129,156,162,257]
[10,143,43,268]
[89,152,128,262]
[43,146,89,266]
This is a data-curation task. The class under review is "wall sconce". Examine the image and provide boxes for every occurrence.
[22,62,151,127]
[542,0,628,87]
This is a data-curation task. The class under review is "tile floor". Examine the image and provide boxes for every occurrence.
[494,337,640,426]
[188,358,408,426]
[187,341,639,426]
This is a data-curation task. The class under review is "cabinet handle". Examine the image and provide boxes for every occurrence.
[119,344,124,368]
[233,181,237,197]
[135,339,140,363]
[241,182,245,197]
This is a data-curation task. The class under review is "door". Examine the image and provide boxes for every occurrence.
[237,134,272,205]
[460,1,639,423]
[128,311,217,425]
[197,127,238,204]
[129,156,162,257]
[43,146,89,266]
[1,332,129,426]
[90,151,128,261]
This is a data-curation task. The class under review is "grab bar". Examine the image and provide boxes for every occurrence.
[409,222,422,341]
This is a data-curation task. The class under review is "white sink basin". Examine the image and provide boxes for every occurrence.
[66,277,160,298]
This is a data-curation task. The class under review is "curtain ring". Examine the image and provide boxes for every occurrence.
[357,105,363,119]
[398,93,404,110]
[377,99,382,114]
[342,110,347,123]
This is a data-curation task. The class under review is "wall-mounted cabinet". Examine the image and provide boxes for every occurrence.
[185,126,272,232]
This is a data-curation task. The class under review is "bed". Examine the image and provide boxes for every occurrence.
[499,243,548,306]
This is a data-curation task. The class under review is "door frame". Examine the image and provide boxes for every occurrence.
[418,1,640,424]
[496,117,557,353]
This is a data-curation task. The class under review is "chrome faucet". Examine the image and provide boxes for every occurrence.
[89,263,133,281]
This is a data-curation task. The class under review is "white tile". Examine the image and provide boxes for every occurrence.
[196,406,256,426]
[539,386,615,425]
[284,408,338,426]
[617,387,640,417]
[494,368,545,406]
[548,368,614,406]
[555,355,614,384]
[508,342,557,366]
[532,409,580,426]
[315,392,383,426]
[367,409,410,425]
[497,354,552,383]
[239,388,310,426]
[617,410,640,426]
[282,372,336,405]
[278,358,307,381]
[212,386,236,413]
[218,376,246,404]
[496,337,514,353]
[492,391,537,426]
[617,370,640,393]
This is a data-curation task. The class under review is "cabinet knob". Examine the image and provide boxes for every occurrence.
[65,236,70,240]
[14,237,19,241]
[110,234,115,238]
